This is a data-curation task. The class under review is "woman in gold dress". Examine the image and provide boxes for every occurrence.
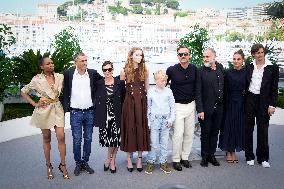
[21,56,69,179]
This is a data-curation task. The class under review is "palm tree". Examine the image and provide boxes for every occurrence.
[266,1,284,19]
[0,24,16,56]
[0,24,16,102]
[12,49,44,84]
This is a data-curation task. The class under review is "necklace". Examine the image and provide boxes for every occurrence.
[43,72,54,78]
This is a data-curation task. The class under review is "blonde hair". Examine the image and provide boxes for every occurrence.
[153,70,168,80]
[124,47,147,83]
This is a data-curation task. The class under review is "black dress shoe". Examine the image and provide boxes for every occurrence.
[172,162,182,171]
[81,163,95,174]
[200,158,208,167]
[74,164,81,176]
[207,156,220,166]
[180,160,192,168]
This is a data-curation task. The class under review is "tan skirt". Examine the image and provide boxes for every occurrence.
[30,101,64,129]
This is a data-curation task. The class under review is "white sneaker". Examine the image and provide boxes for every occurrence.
[261,161,270,168]
[247,160,255,166]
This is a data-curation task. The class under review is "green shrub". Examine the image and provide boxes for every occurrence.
[276,88,284,109]
[277,95,284,108]
[2,103,34,121]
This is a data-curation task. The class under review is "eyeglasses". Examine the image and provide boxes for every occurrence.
[102,68,113,72]
[178,52,189,57]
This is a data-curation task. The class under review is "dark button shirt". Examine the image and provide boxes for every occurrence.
[166,63,197,103]
[196,63,224,114]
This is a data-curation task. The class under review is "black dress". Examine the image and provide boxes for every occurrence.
[99,85,120,147]
[219,68,246,152]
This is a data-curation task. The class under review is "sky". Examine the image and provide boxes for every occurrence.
[0,0,277,14]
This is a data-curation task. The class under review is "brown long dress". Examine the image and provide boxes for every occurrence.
[120,68,150,152]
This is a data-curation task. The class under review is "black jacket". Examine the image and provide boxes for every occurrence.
[94,78,125,128]
[62,67,102,113]
[245,63,279,114]
[196,62,225,114]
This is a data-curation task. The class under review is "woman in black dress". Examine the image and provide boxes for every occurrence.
[220,49,246,163]
[94,61,125,173]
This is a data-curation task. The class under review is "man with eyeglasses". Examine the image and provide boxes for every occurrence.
[62,52,102,176]
[196,48,224,167]
[166,46,197,171]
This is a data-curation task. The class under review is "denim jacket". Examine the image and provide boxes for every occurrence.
[147,86,176,126]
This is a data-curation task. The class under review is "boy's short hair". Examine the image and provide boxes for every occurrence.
[251,43,264,55]
[153,70,168,80]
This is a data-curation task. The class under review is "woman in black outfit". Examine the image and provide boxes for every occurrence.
[94,61,125,173]
[219,49,246,163]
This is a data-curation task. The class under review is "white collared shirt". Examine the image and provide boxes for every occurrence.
[248,59,271,94]
[70,68,93,109]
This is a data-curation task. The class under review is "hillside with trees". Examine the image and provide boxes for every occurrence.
[57,0,180,18]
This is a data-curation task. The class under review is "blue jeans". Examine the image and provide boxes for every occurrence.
[70,110,94,165]
[147,115,170,164]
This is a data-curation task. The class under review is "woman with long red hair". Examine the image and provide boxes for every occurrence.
[120,47,150,172]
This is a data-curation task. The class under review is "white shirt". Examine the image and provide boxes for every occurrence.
[70,68,93,109]
[248,59,271,94]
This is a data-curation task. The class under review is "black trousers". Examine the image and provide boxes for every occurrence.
[245,92,269,163]
[200,105,223,158]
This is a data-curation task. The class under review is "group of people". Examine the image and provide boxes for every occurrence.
[21,43,279,179]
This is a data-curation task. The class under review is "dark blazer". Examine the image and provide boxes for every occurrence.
[196,62,225,115]
[94,78,125,128]
[62,67,102,113]
[246,63,279,114]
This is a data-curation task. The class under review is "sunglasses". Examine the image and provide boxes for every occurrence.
[102,68,113,72]
[178,52,189,57]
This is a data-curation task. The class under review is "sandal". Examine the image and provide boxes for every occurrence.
[46,163,54,180]
[58,163,70,179]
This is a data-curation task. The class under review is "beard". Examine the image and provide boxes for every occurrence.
[204,62,211,67]
[204,60,215,67]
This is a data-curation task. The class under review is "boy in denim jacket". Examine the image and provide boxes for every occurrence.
[145,70,176,174]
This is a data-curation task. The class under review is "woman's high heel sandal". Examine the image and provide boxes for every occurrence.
[104,163,109,171]
[137,157,143,172]
[58,163,70,179]
[46,163,54,180]
[110,166,117,174]
[104,156,112,171]
[127,158,133,172]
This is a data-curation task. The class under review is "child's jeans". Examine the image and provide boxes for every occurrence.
[147,114,170,164]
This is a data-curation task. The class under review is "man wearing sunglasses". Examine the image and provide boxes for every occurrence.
[62,52,102,176]
[166,46,197,171]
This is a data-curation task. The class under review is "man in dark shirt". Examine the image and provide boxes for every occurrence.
[196,48,224,167]
[166,46,197,171]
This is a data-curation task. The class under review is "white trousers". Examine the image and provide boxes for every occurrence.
[172,101,196,162]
